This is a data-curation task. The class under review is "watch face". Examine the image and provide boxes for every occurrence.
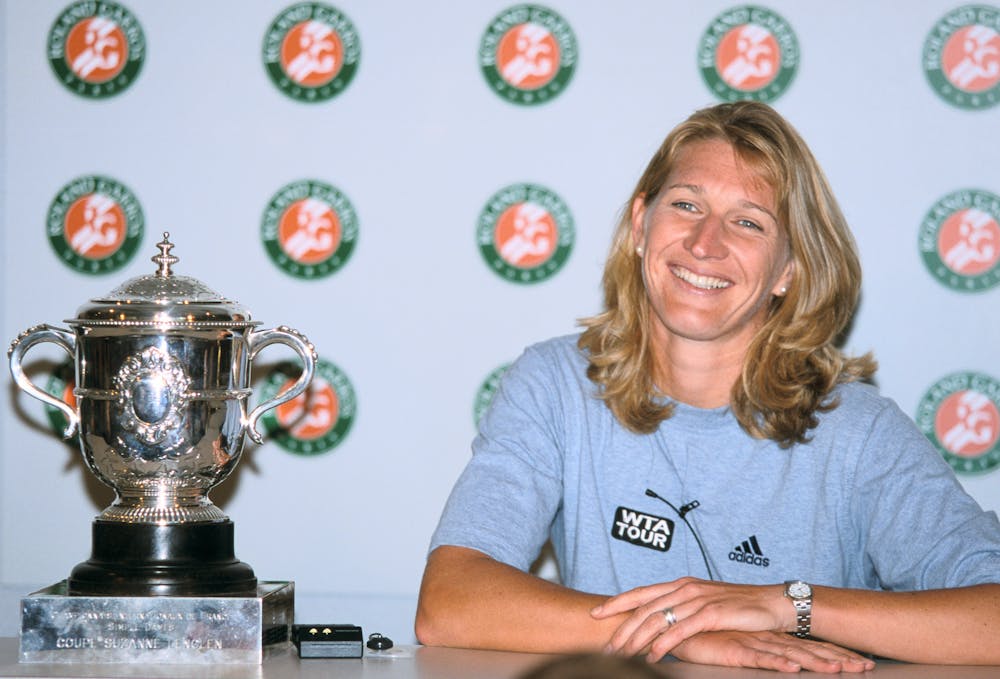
[788,581,811,598]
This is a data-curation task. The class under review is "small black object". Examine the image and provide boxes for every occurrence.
[293,624,363,658]
[367,633,393,650]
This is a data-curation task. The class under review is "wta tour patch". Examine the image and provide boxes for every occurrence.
[611,506,674,552]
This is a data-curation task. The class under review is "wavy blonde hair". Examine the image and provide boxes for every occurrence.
[578,101,875,447]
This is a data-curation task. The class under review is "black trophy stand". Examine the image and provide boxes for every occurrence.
[68,520,258,597]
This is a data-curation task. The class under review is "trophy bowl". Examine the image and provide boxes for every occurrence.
[8,233,316,597]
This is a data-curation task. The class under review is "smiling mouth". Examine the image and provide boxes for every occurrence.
[670,266,732,290]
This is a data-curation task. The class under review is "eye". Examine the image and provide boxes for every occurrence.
[737,218,763,231]
[671,201,697,212]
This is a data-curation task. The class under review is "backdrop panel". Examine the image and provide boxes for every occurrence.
[2,0,998,642]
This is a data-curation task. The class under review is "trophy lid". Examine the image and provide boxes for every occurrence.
[69,233,257,327]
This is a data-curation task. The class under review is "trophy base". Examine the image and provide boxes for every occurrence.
[19,580,293,664]
[69,520,257,597]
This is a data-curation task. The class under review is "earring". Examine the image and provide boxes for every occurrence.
[780,286,787,295]
[636,246,643,256]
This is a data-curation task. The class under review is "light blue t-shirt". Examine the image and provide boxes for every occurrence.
[430,335,1000,595]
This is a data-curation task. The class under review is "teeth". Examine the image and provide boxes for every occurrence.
[671,266,731,290]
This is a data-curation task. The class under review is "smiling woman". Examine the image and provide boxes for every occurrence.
[628,138,795,409]
[416,102,1000,672]
[579,102,875,444]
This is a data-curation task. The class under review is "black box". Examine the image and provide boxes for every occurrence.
[293,624,363,658]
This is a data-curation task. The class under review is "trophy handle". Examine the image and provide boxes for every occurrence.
[246,325,317,444]
[7,324,80,438]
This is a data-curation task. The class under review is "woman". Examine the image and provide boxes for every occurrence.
[415,101,1000,672]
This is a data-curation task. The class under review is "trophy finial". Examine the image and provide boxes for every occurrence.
[152,232,179,277]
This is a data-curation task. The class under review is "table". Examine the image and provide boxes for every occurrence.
[1,638,999,679]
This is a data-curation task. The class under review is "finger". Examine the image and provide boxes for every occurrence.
[618,610,678,657]
[591,582,680,618]
[624,606,710,659]
[644,618,705,662]
[725,648,803,673]
[606,598,691,654]
[787,643,875,673]
[759,638,875,674]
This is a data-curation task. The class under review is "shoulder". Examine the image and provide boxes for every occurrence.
[809,381,927,453]
[822,381,900,425]
[521,333,587,365]
[507,334,589,385]
[486,334,598,431]
[828,380,883,405]
[815,380,940,462]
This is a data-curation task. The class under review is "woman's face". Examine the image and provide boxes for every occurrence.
[631,137,794,354]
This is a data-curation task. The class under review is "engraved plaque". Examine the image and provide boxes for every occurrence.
[19,581,293,664]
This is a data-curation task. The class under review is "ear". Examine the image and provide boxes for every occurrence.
[773,257,796,297]
[630,194,647,251]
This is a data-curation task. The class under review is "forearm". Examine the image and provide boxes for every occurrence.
[415,545,626,653]
[812,584,1000,664]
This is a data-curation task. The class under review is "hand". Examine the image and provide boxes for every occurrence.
[669,631,876,674]
[591,577,792,660]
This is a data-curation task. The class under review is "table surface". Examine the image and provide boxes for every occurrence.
[2,638,1000,679]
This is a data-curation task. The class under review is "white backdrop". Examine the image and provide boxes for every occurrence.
[2,0,999,644]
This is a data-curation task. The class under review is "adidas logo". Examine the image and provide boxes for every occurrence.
[728,535,770,568]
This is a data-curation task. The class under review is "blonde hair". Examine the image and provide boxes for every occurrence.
[578,101,875,447]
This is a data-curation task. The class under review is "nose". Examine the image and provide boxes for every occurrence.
[684,216,727,259]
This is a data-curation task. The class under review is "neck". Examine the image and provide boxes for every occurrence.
[650,335,746,409]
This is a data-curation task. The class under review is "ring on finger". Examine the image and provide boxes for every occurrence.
[662,607,678,627]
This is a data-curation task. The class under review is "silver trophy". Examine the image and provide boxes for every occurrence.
[8,233,316,599]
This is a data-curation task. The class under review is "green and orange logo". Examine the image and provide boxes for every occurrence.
[47,1,146,98]
[919,189,1000,292]
[473,363,510,426]
[917,372,1000,474]
[261,179,358,279]
[45,359,79,440]
[260,358,356,456]
[477,183,574,284]
[923,5,1000,110]
[698,5,799,102]
[47,175,144,274]
[263,2,361,103]
[479,4,578,105]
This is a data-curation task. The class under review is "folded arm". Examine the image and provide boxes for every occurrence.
[416,546,874,672]
[415,545,618,653]
[594,577,1000,665]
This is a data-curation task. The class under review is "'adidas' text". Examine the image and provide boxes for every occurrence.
[728,535,770,568]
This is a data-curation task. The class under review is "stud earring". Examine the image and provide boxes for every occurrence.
[636,246,643,256]
[780,286,787,295]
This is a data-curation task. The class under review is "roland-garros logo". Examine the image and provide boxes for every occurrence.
[477,183,574,284]
[261,358,356,456]
[698,5,799,103]
[919,189,1000,292]
[47,175,144,274]
[479,4,578,105]
[44,359,78,440]
[263,2,361,103]
[47,1,146,99]
[473,363,510,426]
[923,5,1000,110]
[917,372,1000,474]
[261,179,359,280]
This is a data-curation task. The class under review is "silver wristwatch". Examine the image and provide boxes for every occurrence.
[784,580,812,638]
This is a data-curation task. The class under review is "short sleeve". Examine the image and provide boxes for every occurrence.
[428,344,568,571]
[850,399,1000,590]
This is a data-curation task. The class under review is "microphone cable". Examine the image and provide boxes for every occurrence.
[645,488,715,581]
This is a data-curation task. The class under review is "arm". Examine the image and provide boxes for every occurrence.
[416,547,874,672]
[595,578,1000,665]
[813,583,1000,664]
[415,545,620,653]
